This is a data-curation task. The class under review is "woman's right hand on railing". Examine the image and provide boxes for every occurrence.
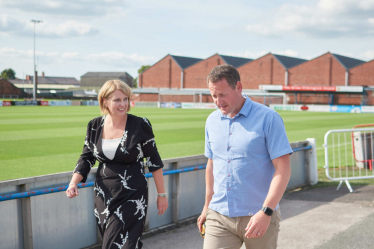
[66,183,79,198]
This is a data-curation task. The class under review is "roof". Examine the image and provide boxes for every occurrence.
[30,76,80,85]
[331,53,366,70]
[9,77,79,85]
[170,55,202,69]
[8,79,32,84]
[272,54,307,69]
[81,72,131,78]
[219,55,253,68]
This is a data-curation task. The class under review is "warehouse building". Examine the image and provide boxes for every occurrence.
[81,72,134,88]
[136,52,374,106]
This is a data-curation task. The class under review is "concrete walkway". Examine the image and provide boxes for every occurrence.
[142,185,374,249]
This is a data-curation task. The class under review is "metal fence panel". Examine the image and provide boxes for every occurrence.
[0,185,23,249]
[324,127,374,192]
[178,167,206,220]
[147,171,173,230]
[288,147,307,189]
[30,175,97,249]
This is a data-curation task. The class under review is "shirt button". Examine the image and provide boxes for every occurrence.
[228,160,231,163]
[228,174,230,177]
[228,146,231,149]
[228,188,230,191]
[229,132,232,135]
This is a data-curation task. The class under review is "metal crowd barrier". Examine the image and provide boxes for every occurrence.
[324,127,374,192]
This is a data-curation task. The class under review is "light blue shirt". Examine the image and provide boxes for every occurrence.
[205,95,293,217]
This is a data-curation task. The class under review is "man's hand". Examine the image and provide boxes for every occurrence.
[244,211,271,238]
[197,206,208,232]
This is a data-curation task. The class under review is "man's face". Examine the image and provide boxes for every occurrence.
[208,78,243,118]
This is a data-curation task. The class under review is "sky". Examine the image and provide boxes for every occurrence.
[1,0,374,81]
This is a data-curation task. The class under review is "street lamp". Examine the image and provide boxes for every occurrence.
[31,19,42,101]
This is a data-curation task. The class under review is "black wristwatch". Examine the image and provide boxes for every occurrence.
[261,206,274,216]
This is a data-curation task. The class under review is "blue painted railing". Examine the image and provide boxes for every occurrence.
[292,145,312,152]
[0,146,311,202]
[0,165,206,202]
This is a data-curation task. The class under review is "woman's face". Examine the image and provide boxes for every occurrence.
[104,89,129,117]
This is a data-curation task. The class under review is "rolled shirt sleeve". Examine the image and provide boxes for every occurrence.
[265,112,293,160]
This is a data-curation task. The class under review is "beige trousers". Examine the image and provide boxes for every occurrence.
[203,208,281,249]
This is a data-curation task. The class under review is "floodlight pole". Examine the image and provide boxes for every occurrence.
[31,20,42,101]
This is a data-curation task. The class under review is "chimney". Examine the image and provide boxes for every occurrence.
[26,75,30,80]
[42,72,45,77]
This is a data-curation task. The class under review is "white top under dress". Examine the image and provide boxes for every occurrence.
[102,137,122,160]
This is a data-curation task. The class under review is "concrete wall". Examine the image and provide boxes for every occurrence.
[0,140,316,249]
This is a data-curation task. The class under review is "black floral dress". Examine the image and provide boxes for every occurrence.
[74,114,163,249]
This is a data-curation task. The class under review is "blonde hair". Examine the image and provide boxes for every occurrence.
[98,80,132,115]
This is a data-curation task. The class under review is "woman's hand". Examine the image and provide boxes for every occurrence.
[66,184,79,198]
[157,196,168,215]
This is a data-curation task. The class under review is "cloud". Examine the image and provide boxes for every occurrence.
[362,50,374,60]
[272,49,299,57]
[0,0,126,17]
[247,0,374,38]
[226,49,299,60]
[0,47,155,68]
[0,15,98,37]
[226,51,268,59]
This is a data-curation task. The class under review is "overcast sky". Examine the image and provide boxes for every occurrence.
[1,0,374,80]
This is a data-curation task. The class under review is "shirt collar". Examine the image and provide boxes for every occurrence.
[238,94,252,117]
[217,94,252,118]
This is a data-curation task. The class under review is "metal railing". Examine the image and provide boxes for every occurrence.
[0,146,312,202]
[0,166,206,202]
[324,127,374,192]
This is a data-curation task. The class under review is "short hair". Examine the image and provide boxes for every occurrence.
[207,64,241,89]
[98,80,132,115]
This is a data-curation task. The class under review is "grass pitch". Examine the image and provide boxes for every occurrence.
[0,106,373,181]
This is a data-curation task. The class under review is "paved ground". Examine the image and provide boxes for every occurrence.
[142,185,374,249]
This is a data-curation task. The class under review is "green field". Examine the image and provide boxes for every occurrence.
[0,106,373,182]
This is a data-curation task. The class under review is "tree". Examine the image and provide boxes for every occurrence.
[1,68,16,80]
[138,65,150,75]
[133,65,151,88]
[133,77,138,88]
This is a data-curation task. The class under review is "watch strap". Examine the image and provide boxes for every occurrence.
[261,206,274,216]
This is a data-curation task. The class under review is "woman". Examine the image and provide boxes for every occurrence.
[66,80,168,249]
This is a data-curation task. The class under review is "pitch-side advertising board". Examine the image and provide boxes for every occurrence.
[271,104,374,113]
[181,102,217,109]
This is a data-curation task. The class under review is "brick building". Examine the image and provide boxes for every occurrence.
[183,54,252,88]
[139,54,202,89]
[237,53,307,89]
[283,53,368,105]
[0,79,29,97]
[137,52,374,106]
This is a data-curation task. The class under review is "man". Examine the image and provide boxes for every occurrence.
[197,65,293,249]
